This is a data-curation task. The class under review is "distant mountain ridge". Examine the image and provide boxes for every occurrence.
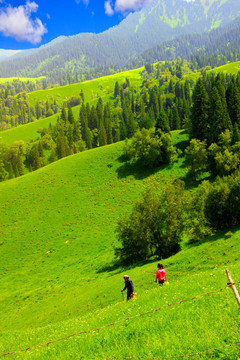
[0,0,240,79]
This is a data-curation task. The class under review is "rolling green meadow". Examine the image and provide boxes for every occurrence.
[1,129,240,359]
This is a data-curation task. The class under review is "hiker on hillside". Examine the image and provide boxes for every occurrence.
[155,263,167,285]
[121,275,134,300]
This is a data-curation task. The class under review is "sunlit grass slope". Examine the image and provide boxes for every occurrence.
[26,67,144,107]
[1,133,240,359]
[208,60,240,75]
[0,77,45,84]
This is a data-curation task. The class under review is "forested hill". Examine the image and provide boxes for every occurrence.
[0,0,240,80]
[129,15,240,68]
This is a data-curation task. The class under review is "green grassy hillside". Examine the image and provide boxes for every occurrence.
[1,136,240,359]
[26,68,144,107]
[208,60,240,75]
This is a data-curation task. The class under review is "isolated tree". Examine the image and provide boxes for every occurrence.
[115,181,185,264]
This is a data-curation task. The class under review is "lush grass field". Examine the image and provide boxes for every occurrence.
[208,61,240,75]
[26,68,145,108]
[1,134,240,359]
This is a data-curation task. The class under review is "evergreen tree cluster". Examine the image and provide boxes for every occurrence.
[0,79,60,131]
[187,73,240,179]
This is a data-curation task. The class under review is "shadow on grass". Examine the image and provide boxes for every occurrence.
[116,158,175,180]
[97,257,157,274]
[186,224,240,250]
[175,139,190,153]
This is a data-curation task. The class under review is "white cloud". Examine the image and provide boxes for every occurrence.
[0,1,47,44]
[104,0,114,16]
[105,0,152,15]
[115,0,151,12]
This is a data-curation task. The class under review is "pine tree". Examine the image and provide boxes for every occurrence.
[120,118,127,140]
[56,132,69,159]
[149,85,159,119]
[191,78,209,142]
[33,145,41,170]
[68,106,74,124]
[126,113,137,138]
[209,86,231,144]
[89,106,98,130]
[173,106,181,130]
[155,108,170,134]
[232,123,240,144]
[85,127,92,149]
[226,78,240,127]
[99,122,107,146]
[114,81,120,98]
[61,107,67,123]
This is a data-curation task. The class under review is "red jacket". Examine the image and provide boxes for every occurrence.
[156,268,166,281]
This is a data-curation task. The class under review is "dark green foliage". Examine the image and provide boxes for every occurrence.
[208,130,240,177]
[155,108,170,134]
[115,182,185,264]
[0,158,7,182]
[190,78,209,142]
[204,173,240,230]
[114,81,120,99]
[185,139,208,181]
[124,128,176,168]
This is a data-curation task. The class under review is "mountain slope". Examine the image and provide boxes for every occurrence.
[0,0,239,79]
[129,14,240,66]
[1,138,240,359]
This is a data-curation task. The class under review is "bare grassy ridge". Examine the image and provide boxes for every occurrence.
[0,134,240,359]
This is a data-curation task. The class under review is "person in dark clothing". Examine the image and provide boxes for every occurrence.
[121,275,134,300]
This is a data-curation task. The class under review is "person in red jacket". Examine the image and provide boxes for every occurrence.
[155,263,167,285]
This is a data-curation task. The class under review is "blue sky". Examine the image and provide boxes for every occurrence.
[0,0,152,49]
